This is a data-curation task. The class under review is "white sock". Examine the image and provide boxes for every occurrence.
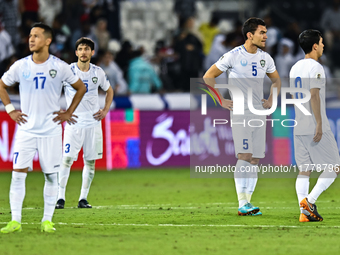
[57,157,73,201]
[10,171,27,223]
[234,160,252,207]
[246,165,258,202]
[42,173,58,222]
[296,174,310,213]
[79,160,95,201]
[308,170,337,204]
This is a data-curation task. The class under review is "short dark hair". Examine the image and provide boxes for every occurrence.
[298,29,322,54]
[31,23,54,40]
[75,37,95,51]
[242,17,266,40]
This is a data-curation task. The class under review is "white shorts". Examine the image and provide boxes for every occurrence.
[294,130,340,171]
[63,123,103,161]
[231,115,266,158]
[12,132,62,173]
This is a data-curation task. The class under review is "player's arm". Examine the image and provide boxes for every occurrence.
[310,88,322,142]
[53,78,86,124]
[264,70,281,109]
[0,79,27,125]
[93,86,114,121]
[203,64,233,110]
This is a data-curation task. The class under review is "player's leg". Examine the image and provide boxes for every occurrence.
[38,136,63,232]
[248,116,266,208]
[248,158,259,203]
[1,135,36,233]
[294,135,312,213]
[231,116,259,215]
[78,123,102,208]
[300,131,340,221]
[78,159,95,208]
[56,125,83,208]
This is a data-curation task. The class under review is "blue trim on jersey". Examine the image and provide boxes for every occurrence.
[75,62,91,72]
[242,45,247,52]
[30,54,51,63]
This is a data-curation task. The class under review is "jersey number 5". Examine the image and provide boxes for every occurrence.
[252,65,257,76]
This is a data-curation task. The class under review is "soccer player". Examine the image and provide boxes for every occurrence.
[55,37,113,209]
[0,23,86,233]
[203,18,281,215]
[290,30,339,222]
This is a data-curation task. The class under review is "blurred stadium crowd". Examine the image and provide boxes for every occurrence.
[0,0,340,97]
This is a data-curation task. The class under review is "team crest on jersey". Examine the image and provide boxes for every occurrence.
[92,77,98,84]
[260,60,265,68]
[49,69,57,78]
[240,59,248,66]
[22,70,30,79]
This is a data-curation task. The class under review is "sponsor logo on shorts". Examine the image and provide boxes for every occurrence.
[54,165,60,168]
[98,153,103,155]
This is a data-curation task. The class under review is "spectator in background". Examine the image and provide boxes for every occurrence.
[173,16,203,91]
[93,18,110,51]
[199,16,220,56]
[321,0,340,51]
[50,14,71,59]
[19,0,39,35]
[128,48,162,94]
[0,0,19,46]
[174,0,196,21]
[71,16,98,59]
[38,0,62,26]
[204,32,238,74]
[275,38,295,79]
[228,20,244,46]
[63,0,84,32]
[263,15,280,56]
[99,50,128,95]
[321,0,340,68]
[0,21,15,75]
[284,21,302,58]
[115,41,132,79]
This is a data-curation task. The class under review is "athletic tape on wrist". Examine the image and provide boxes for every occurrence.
[5,103,15,114]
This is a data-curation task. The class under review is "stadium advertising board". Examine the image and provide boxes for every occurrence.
[139,111,190,167]
[0,112,106,171]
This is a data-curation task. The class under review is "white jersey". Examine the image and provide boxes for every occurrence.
[215,45,276,115]
[1,55,79,137]
[64,63,110,128]
[289,58,331,136]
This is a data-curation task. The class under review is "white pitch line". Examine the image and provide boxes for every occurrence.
[0,201,335,211]
[0,222,339,229]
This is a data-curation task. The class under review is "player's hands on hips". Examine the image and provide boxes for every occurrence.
[262,98,272,109]
[53,110,78,125]
[313,124,322,143]
[221,99,233,111]
[93,109,108,121]
[9,110,28,125]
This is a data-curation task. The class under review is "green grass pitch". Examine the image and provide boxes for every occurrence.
[1,168,340,255]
